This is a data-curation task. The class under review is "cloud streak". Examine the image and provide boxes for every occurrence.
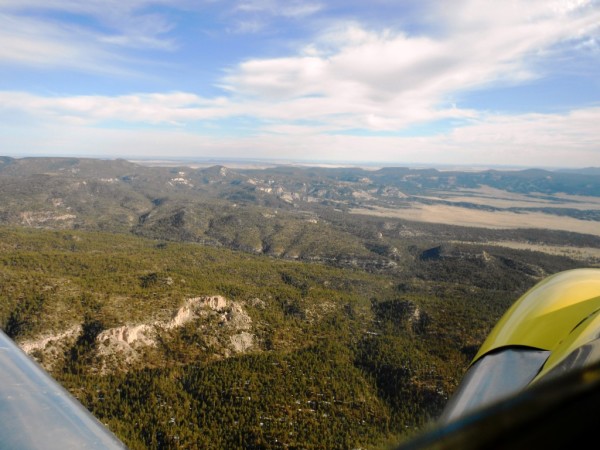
[234,0,323,18]
[0,91,234,126]
[0,0,181,74]
[1,88,598,167]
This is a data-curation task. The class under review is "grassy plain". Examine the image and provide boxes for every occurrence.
[417,186,600,210]
[351,204,600,236]
[351,186,600,238]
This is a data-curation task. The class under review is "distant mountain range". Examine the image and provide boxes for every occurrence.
[1,155,598,261]
[556,167,600,176]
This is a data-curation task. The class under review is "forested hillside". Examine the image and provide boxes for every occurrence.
[0,157,598,449]
[0,224,586,449]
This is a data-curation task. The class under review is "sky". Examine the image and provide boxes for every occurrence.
[1,0,599,168]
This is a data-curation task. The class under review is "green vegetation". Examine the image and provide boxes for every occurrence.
[0,157,597,449]
[0,225,587,449]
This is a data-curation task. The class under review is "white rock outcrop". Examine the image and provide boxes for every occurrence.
[20,295,257,372]
[19,325,82,354]
[230,332,254,353]
[95,295,255,365]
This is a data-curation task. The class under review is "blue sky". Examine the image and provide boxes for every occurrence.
[1,0,599,168]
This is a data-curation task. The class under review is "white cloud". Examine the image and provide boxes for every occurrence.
[228,0,323,34]
[448,108,600,153]
[1,90,598,167]
[0,0,180,72]
[0,14,136,74]
[247,107,600,167]
[2,0,599,131]
[0,91,233,125]
[234,0,323,18]
[220,1,600,131]
[0,0,182,32]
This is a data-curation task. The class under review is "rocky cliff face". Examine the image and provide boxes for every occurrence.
[19,295,256,373]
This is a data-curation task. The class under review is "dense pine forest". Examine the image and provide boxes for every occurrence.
[0,225,587,449]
